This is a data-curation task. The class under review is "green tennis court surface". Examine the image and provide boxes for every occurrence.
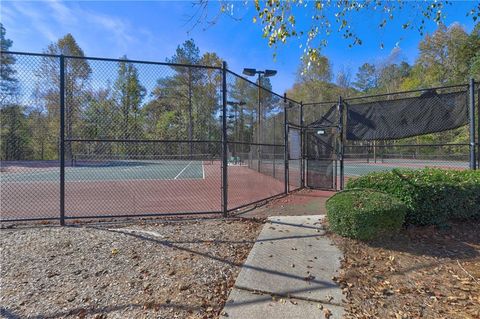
[2,160,206,183]
[341,160,468,176]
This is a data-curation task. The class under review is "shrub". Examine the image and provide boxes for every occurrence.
[346,168,480,226]
[326,189,407,240]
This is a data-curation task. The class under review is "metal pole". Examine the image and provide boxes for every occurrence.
[300,101,304,188]
[188,68,193,159]
[221,61,228,216]
[477,83,480,170]
[273,117,276,178]
[284,93,289,194]
[59,55,65,226]
[257,73,261,172]
[338,96,345,190]
[469,78,476,170]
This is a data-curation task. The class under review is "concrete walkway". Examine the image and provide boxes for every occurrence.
[222,215,344,319]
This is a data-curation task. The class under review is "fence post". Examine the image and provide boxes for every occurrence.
[469,78,476,170]
[338,96,345,190]
[300,101,305,188]
[59,55,65,226]
[284,93,289,194]
[221,61,228,216]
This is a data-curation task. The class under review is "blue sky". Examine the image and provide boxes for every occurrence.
[1,1,477,94]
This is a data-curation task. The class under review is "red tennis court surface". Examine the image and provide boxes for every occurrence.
[1,162,288,221]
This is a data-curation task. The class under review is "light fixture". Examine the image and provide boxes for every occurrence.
[242,68,257,76]
[264,69,277,77]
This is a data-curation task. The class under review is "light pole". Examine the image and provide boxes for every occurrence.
[242,68,277,171]
[225,100,246,158]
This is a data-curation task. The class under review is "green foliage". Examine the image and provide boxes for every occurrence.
[1,105,32,160]
[346,169,480,226]
[326,189,407,240]
[113,56,146,140]
[353,63,377,92]
[1,23,18,102]
[245,1,480,66]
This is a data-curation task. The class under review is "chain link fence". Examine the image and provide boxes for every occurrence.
[286,82,478,190]
[225,70,287,211]
[1,51,478,222]
[1,51,300,223]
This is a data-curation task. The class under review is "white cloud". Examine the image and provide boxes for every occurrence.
[46,0,78,26]
[11,1,58,42]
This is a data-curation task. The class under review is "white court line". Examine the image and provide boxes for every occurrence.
[202,162,205,179]
[174,161,193,180]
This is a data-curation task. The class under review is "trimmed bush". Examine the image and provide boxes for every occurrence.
[326,189,407,240]
[346,168,480,226]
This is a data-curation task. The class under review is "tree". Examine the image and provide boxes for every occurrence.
[0,24,33,161]
[353,63,377,92]
[1,105,32,160]
[197,51,223,145]
[194,1,479,66]
[145,39,209,155]
[0,23,18,104]
[414,24,469,85]
[336,67,353,96]
[296,54,332,83]
[377,61,411,93]
[458,23,480,80]
[37,33,92,160]
[113,56,146,141]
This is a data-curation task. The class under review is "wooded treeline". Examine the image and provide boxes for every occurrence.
[1,23,479,161]
[288,23,479,154]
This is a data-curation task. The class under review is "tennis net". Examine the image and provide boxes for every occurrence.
[72,154,216,168]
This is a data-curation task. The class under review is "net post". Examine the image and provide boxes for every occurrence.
[221,61,228,216]
[59,55,66,226]
[283,93,289,194]
[257,74,262,172]
[300,101,305,188]
[469,78,476,170]
[477,81,480,170]
[338,96,345,190]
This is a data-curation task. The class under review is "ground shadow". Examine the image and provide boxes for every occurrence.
[352,221,480,260]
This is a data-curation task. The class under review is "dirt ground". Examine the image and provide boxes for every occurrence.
[0,218,262,319]
[328,221,480,319]
[233,188,333,218]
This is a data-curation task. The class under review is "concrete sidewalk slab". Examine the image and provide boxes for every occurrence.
[224,288,344,319]
[223,215,344,319]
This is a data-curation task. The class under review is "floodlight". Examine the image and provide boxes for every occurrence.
[242,68,257,76]
[264,69,277,77]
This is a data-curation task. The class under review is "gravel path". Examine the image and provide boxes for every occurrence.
[1,219,262,318]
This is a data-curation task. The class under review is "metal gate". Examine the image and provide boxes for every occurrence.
[304,127,337,190]
[287,125,303,191]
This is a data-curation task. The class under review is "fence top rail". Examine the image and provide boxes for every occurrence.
[2,50,223,70]
[345,143,470,148]
[303,100,338,106]
[225,69,301,105]
[343,83,469,103]
[65,138,223,143]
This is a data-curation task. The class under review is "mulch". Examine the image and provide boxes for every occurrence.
[327,221,480,318]
[0,218,263,319]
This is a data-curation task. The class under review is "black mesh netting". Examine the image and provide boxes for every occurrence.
[346,90,468,140]
[305,129,336,189]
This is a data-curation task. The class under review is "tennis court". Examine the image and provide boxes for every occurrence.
[2,155,210,184]
[1,155,288,221]
[342,158,469,176]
